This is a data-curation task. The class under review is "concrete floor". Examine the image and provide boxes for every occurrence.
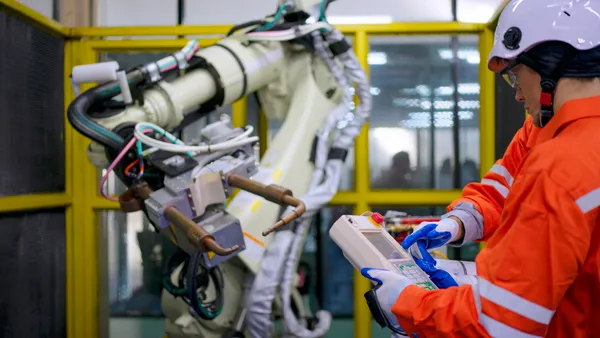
[109,318,392,338]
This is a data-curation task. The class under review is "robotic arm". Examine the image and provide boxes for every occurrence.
[67,1,371,337]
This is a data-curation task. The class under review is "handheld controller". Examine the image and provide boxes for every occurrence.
[329,213,437,290]
[329,213,437,335]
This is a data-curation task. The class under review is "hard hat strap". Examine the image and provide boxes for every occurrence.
[518,47,577,127]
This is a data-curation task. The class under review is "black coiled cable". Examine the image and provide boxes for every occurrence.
[162,250,225,320]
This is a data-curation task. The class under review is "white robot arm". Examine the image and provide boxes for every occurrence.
[67,1,371,337]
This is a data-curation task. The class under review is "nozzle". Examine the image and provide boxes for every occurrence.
[262,196,306,235]
[226,174,306,236]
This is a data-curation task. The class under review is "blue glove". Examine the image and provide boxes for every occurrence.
[402,218,461,251]
[361,268,412,335]
[412,241,458,289]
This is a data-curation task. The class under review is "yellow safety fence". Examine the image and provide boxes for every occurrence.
[0,0,506,337]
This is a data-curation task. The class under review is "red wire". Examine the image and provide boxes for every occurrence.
[124,159,144,176]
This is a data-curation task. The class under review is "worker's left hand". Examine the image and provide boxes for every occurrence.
[411,241,459,289]
[361,268,412,334]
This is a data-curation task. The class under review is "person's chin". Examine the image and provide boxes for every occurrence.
[530,111,542,128]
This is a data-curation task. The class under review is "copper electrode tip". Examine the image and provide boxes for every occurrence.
[165,206,240,256]
[226,173,306,236]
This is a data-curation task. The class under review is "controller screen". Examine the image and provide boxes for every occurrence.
[362,231,409,260]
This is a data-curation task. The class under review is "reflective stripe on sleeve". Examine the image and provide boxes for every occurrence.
[481,179,509,198]
[576,187,600,213]
[480,314,543,338]
[479,278,554,325]
[490,164,514,186]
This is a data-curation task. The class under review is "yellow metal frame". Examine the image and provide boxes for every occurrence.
[0,2,501,338]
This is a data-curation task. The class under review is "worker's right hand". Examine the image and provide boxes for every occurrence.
[401,217,462,251]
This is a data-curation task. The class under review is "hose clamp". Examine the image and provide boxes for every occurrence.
[145,63,162,83]
[174,51,189,71]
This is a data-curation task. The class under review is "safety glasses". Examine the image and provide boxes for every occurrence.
[500,61,520,88]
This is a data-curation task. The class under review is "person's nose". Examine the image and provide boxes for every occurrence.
[514,86,525,102]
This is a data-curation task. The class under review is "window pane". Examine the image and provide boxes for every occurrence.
[368,36,480,190]
[371,206,480,261]
[99,210,180,316]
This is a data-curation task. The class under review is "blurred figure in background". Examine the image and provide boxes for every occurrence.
[438,158,453,189]
[372,151,414,189]
[460,159,479,187]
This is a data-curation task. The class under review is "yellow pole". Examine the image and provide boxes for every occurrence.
[67,40,100,338]
[64,39,75,338]
[231,96,247,128]
[258,109,269,158]
[479,29,496,176]
[478,27,496,251]
[83,43,101,338]
[353,29,372,338]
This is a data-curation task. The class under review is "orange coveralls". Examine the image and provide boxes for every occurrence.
[393,96,600,337]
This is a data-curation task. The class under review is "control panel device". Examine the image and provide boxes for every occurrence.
[329,214,437,290]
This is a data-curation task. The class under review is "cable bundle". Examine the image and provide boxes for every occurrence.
[162,250,225,320]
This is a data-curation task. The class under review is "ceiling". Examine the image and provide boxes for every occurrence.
[97,0,506,26]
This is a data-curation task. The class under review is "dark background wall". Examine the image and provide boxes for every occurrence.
[495,73,526,158]
[0,8,66,338]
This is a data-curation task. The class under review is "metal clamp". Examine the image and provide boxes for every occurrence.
[145,63,162,83]
[173,51,189,71]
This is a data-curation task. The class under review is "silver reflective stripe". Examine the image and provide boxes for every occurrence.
[480,314,543,338]
[576,187,600,213]
[471,278,482,315]
[479,278,554,324]
[481,179,509,198]
[490,164,514,186]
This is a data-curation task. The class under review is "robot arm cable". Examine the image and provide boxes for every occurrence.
[279,29,372,338]
[133,122,258,155]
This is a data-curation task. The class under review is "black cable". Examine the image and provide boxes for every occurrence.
[67,70,145,151]
[162,250,189,297]
[227,20,267,36]
[186,252,225,320]
[177,0,184,25]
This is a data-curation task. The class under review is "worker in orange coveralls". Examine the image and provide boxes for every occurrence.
[361,0,600,337]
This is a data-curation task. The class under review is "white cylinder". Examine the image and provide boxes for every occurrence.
[158,68,218,124]
[197,38,285,105]
[117,71,133,104]
[72,61,119,84]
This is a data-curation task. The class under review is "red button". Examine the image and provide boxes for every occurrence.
[370,212,384,224]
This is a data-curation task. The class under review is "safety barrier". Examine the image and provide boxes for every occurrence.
[0,0,505,337]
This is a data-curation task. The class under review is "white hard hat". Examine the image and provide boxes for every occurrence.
[488,0,600,73]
